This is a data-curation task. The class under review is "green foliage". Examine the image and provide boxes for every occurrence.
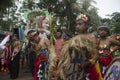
[28,11,46,19]
[111,22,120,34]
[110,12,120,34]
[101,12,120,35]
[0,20,12,31]
[37,0,80,33]
[0,0,14,31]
[0,0,25,31]
[0,0,13,13]
[21,0,34,10]
[79,0,101,29]
[0,0,102,35]
[20,0,100,34]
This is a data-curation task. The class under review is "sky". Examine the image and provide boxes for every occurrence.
[94,0,120,18]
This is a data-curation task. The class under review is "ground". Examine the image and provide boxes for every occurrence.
[0,65,33,80]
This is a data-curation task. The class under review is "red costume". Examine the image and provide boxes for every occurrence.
[34,48,49,80]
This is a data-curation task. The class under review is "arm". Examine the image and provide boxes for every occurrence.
[110,37,120,46]
[89,49,99,64]
[44,38,50,47]
[110,37,120,53]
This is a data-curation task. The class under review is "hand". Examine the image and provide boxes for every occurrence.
[79,61,91,68]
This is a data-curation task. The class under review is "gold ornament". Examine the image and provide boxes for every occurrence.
[103,44,107,48]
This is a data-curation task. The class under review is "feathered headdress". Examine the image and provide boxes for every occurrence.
[76,13,88,22]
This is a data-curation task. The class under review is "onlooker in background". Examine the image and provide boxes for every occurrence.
[8,36,21,79]
[49,29,65,79]
[55,29,65,62]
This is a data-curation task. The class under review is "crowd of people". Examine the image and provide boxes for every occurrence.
[0,34,21,79]
[0,13,120,80]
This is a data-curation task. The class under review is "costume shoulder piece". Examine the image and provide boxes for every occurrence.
[63,35,95,54]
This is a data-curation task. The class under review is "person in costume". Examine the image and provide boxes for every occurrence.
[1,41,11,73]
[32,30,50,80]
[0,32,11,72]
[97,25,120,77]
[56,13,98,80]
[0,49,7,73]
[26,30,38,76]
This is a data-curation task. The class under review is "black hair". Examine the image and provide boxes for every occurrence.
[57,29,62,33]
[27,30,35,35]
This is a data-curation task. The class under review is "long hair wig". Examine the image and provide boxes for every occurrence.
[57,34,96,80]
[48,44,57,78]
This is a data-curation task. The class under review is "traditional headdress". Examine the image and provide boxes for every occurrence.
[97,25,110,35]
[27,30,39,38]
[39,16,50,38]
[76,13,91,26]
[76,13,88,22]
[97,26,110,30]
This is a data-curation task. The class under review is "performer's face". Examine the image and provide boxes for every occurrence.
[33,34,39,41]
[98,28,108,38]
[76,20,87,33]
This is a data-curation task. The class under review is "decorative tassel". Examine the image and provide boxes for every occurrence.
[95,61,103,80]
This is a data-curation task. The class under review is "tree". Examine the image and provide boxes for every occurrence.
[0,0,13,15]
[37,0,80,33]
[101,12,120,35]
[20,0,101,34]
[0,0,26,31]
[110,12,120,34]
[22,0,34,11]
[60,0,80,31]
[0,0,13,31]
[79,0,101,29]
